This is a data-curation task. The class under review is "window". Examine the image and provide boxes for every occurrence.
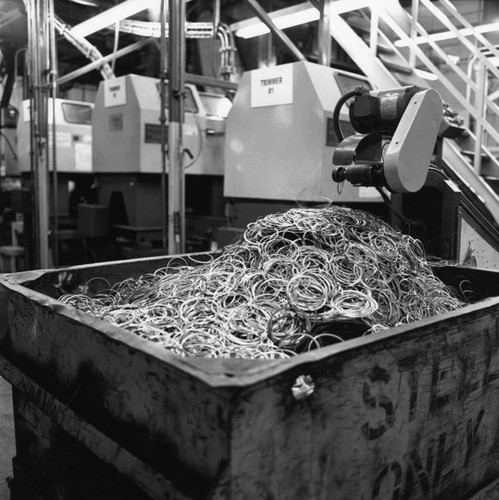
[61,103,93,124]
[199,93,232,118]
[335,73,372,95]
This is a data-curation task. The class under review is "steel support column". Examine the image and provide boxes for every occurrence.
[168,0,185,254]
[25,0,52,268]
[318,0,332,65]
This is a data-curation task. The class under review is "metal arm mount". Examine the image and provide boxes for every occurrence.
[332,86,443,193]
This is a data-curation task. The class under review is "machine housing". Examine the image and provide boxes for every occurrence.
[224,61,378,204]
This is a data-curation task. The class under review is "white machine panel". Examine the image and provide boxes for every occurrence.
[250,64,294,108]
[17,98,93,173]
[92,74,228,175]
[224,61,381,203]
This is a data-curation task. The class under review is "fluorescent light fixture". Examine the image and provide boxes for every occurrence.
[69,0,99,6]
[395,22,499,47]
[70,0,158,38]
[232,0,371,39]
[414,68,438,81]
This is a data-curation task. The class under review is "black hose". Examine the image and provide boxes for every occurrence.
[333,88,364,143]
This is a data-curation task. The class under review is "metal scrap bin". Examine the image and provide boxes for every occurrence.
[1,255,499,500]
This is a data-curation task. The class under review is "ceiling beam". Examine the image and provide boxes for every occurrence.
[58,38,153,85]
[70,0,155,38]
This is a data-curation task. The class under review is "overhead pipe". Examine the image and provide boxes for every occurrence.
[217,23,236,80]
[117,20,214,38]
[54,15,114,80]
[57,38,153,86]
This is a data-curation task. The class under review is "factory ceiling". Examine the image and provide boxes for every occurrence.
[0,0,498,96]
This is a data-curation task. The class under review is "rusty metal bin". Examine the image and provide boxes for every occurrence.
[2,256,499,500]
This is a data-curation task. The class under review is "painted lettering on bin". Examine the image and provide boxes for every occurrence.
[371,430,458,499]
[429,328,499,413]
[370,409,487,500]
[465,409,485,466]
[361,341,498,444]
[363,318,499,499]
[396,354,421,423]
[372,462,402,500]
[361,365,395,440]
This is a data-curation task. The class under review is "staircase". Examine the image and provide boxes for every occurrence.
[328,0,499,229]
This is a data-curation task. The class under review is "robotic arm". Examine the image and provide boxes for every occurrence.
[331,86,443,193]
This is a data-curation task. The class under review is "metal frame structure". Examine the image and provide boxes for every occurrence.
[21,0,237,262]
[24,0,53,268]
[227,0,499,227]
[22,0,499,263]
[167,0,186,254]
[388,0,499,170]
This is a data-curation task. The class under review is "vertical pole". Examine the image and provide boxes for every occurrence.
[409,0,420,68]
[159,0,168,252]
[474,59,486,175]
[27,0,51,268]
[168,0,185,255]
[213,0,220,31]
[0,101,3,180]
[318,0,331,66]
[369,5,379,57]
[49,0,59,267]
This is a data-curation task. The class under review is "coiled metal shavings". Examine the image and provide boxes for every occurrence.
[59,206,464,359]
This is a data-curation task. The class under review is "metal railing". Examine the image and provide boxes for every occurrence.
[376,0,499,177]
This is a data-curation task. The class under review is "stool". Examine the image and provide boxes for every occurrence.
[0,245,25,273]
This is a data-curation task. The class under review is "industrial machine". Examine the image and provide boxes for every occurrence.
[328,82,499,267]
[92,74,229,177]
[330,85,442,193]
[17,97,95,215]
[91,74,229,246]
[225,61,376,221]
[14,98,97,267]
[1,104,20,178]
[18,97,94,175]
[224,60,499,266]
